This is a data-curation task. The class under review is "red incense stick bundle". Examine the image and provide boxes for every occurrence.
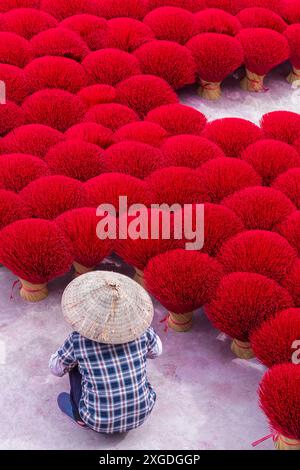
[146,166,210,205]
[260,110,300,144]
[113,122,168,148]
[45,140,105,182]
[116,208,185,285]
[56,207,114,277]
[202,117,263,158]
[0,189,31,229]
[145,249,224,332]
[217,230,297,283]
[24,56,88,93]
[223,186,295,231]
[241,139,300,185]
[259,364,300,450]
[284,25,300,86]
[143,6,196,44]
[83,103,139,131]
[197,157,262,203]
[103,141,165,179]
[64,123,114,149]
[186,33,244,100]
[0,218,74,301]
[0,102,27,137]
[84,173,152,209]
[206,272,293,359]
[103,18,154,52]
[282,260,300,307]
[0,8,58,39]
[20,175,87,219]
[22,89,86,132]
[30,27,89,61]
[0,64,30,104]
[273,168,300,209]
[276,211,300,255]
[194,8,241,36]
[160,135,225,168]
[0,153,50,192]
[0,32,31,67]
[145,103,207,135]
[236,28,289,92]
[0,124,64,158]
[116,74,178,118]
[134,40,196,90]
[237,7,287,33]
[251,308,300,367]
[60,14,108,51]
[82,49,141,86]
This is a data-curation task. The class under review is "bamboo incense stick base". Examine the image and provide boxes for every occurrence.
[231,338,254,359]
[73,262,95,278]
[286,67,300,86]
[133,268,145,288]
[198,80,221,100]
[168,311,193,332]
[20,279,48,302]
[240,70,265,92]
[275,434,300,451]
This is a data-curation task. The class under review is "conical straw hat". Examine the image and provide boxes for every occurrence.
[61,270,154,344]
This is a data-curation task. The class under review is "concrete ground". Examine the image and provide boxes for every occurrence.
[0,64,299,450]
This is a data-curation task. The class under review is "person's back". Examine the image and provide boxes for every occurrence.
[49,271,161,433]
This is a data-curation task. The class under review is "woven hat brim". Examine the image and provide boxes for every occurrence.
[61,270,154,344]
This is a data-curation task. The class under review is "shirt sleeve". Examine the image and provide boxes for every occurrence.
[49,333,77,377]
[146,328,163,359]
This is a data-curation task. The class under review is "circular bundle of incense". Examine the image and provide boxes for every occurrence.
[134,40,196,90]
[0,124,64,157]
[56,207,114,277]
[236,28,289,92]
[187,33,244,100]
[0,8,57,40]
[223,186,295,231]
[45,140,105,182]
[60,14,108,50]
[145,103,207,135]
[284,25,300,86]
[259,364,300,450]
[144,6,195,44]
[206,272,293,359]
[82,48,141,86]
[103,141,165,179]
[103,17,154,52]
[0,218,74,302]
[0,153,50,192]
[116,74,178,118]
[241,139,300,185]
[251,308,300,367]
[145,249,224,332]
[217,230,297,284]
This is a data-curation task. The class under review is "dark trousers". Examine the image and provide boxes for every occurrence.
[69,366,83,422]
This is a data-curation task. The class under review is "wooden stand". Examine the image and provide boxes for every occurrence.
[198,80,221,100]
[133,268,145,288]
[287,67,300,86]
[73,261,95,278]
[231,338,254,359]
[168,311,193,332]
[240,69,265,92]
[19,279,48,302]
[275,434,300,451]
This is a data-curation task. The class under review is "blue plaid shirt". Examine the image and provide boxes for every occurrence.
[54,327,161,433]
